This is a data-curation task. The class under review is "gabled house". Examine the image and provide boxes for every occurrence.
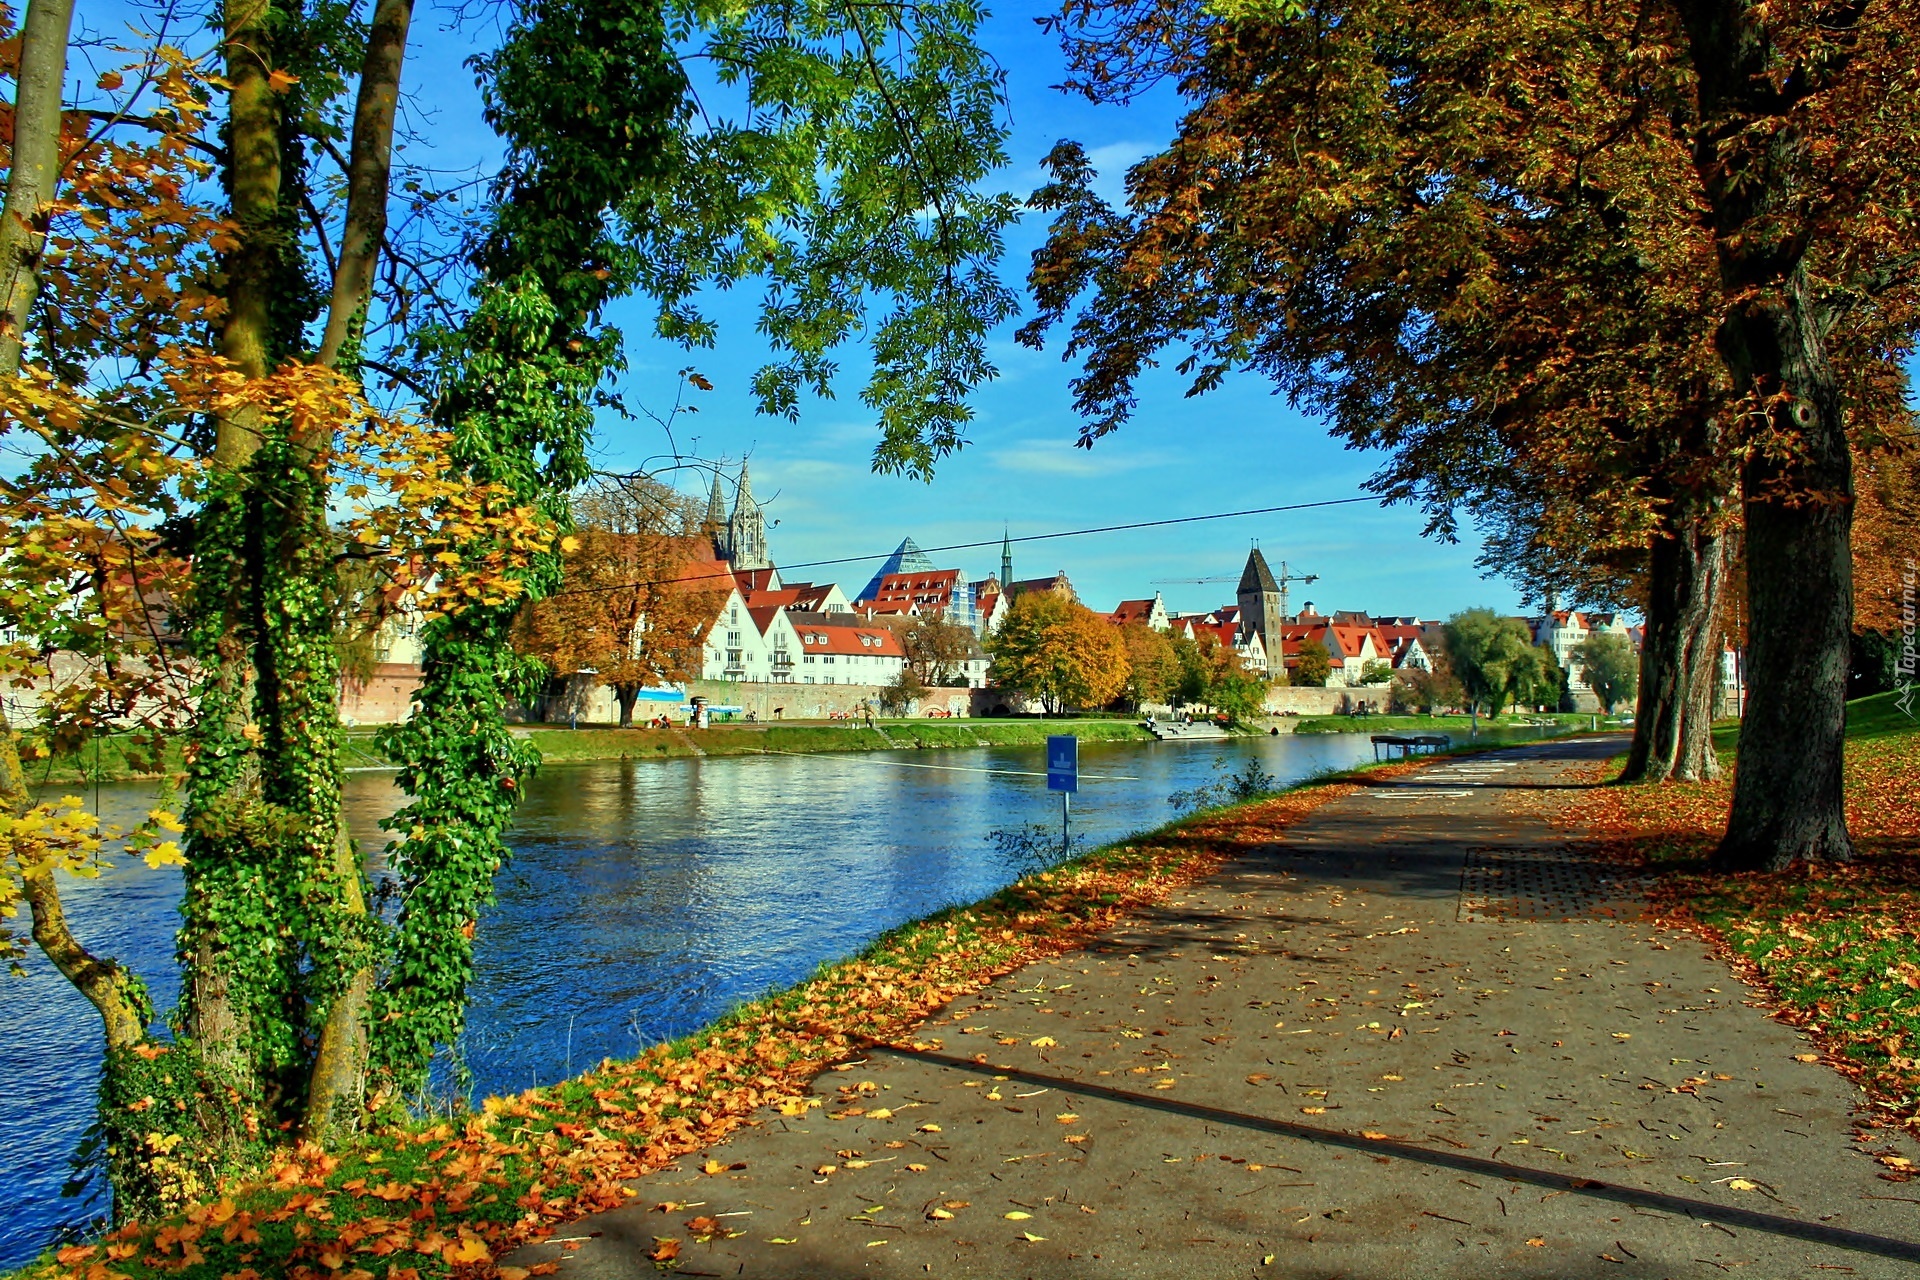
[1109,593,1171,632]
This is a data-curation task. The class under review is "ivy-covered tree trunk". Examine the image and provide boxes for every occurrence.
[1623,511,1727,784]
[177,0,288,1133]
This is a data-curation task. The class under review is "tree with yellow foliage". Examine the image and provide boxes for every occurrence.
[988,593,1130,715]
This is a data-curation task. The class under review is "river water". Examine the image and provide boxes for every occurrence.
[0,728,1553,1264]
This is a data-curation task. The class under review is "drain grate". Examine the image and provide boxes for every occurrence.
[1458,845,1649,922]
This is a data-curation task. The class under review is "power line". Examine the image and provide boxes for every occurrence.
[547,493,1378,598]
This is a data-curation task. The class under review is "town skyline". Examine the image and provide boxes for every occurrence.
[649,450,1544,627]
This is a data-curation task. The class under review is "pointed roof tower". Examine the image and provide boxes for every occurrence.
[731,459,756,518]
[1000,526,1013,589]
[705,469,728,529]
[1238,547,1280,595]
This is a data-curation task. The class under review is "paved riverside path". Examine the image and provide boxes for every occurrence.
[514,736,1920,1279]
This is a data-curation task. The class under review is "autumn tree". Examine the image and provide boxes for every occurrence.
[3,0,1020,1225]
[1441,610,1540,719]
[880,614,978,686]
[519,477,724,726]
[988,593,1129,714]
[1290,639,1332,689]
[1026,0,1920,867]
[1575,633,1640,716]
[1116,622,1179,709]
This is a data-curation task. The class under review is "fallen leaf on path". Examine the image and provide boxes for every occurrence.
[1794,1053,1820,1063]
[1021,1231,1047,1242]
[867,1107,894,1119]
[928,1208,954,1220]
[1031,1036,1057,1047]
[648,1238,681,1262]
[1300,1106,1326,1115]
[1056,1113,1079,1123]
[919,1123,941,1132]
[1526,1238,1545,1247]
[701,1158,745,1175]
[905,1163,928,1172]
[1004,1211,1032,1220]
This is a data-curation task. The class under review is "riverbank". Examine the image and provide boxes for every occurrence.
[16,718,1160,787]
[519,716,1158,766]
[10,743,1465,1280]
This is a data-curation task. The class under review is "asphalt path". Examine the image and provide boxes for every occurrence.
[510,735,1920,1279]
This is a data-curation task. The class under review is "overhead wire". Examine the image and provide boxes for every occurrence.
[545,492,1379,598]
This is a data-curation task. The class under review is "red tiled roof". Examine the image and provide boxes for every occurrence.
[1109,598,1157,624]
[790,621,906,657]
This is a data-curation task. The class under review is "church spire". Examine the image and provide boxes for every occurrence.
[705,468,727,529]
[732,459,755,517]
[1000,526,1013,587]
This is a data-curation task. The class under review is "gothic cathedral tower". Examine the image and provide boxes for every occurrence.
[725,461,770,571]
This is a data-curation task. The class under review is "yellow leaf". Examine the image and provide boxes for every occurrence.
[1004,1211,1031,1220]
[1726,1178,1762,1191]
[267,68,300,92]
[560,535,582,554]
[443,1235,489,1264]
[143,841,186,869]
[1030,1036,1057,1048]
[1021,1231,1047,1242]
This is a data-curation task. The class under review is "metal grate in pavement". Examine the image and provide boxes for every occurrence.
[1458,844,1650,922]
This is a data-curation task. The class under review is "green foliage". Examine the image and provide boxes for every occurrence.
[371,0,684,1094]
[629,0,1019,477]
[1573,631,1638,714]
[1442,609,1540,717]
[1208,670,1266,726]
[1291,639,1332,688]
[1357,658,1392,685]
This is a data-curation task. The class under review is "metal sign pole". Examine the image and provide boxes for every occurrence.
[1047,734,1078,857]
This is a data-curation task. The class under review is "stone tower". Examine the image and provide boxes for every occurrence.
[1237,547,1282,666]
[725,460,769,571]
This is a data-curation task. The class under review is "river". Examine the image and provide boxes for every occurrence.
[0,727,1556,1264]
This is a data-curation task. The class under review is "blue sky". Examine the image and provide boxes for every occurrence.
[582,8,1524,622]
[85,1,1527,621]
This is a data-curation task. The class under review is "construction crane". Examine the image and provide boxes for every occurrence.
[1151,562,1320,621]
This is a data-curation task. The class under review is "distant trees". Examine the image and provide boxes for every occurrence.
[1357,659,1393,686]
[518,479,726,727]
[1392,666,1464,715]
[1575,633,1640,716]
[1443,610,1560,718]
[879,667,931,715]
[1290,640,1332,689]
[988,594,1130,714]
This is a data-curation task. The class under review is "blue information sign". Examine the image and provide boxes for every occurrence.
[1046,734,1078,793]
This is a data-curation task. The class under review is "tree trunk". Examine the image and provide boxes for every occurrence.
[0,0,77,377]
[616,684,640,728]
[178,0,288,1119]
[1622,513,1728,783]
[316,0,413,368]
[302,821,370,1141]
[1714,270,1854,870]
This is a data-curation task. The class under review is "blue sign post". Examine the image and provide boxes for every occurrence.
[1047,735,1078,852]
